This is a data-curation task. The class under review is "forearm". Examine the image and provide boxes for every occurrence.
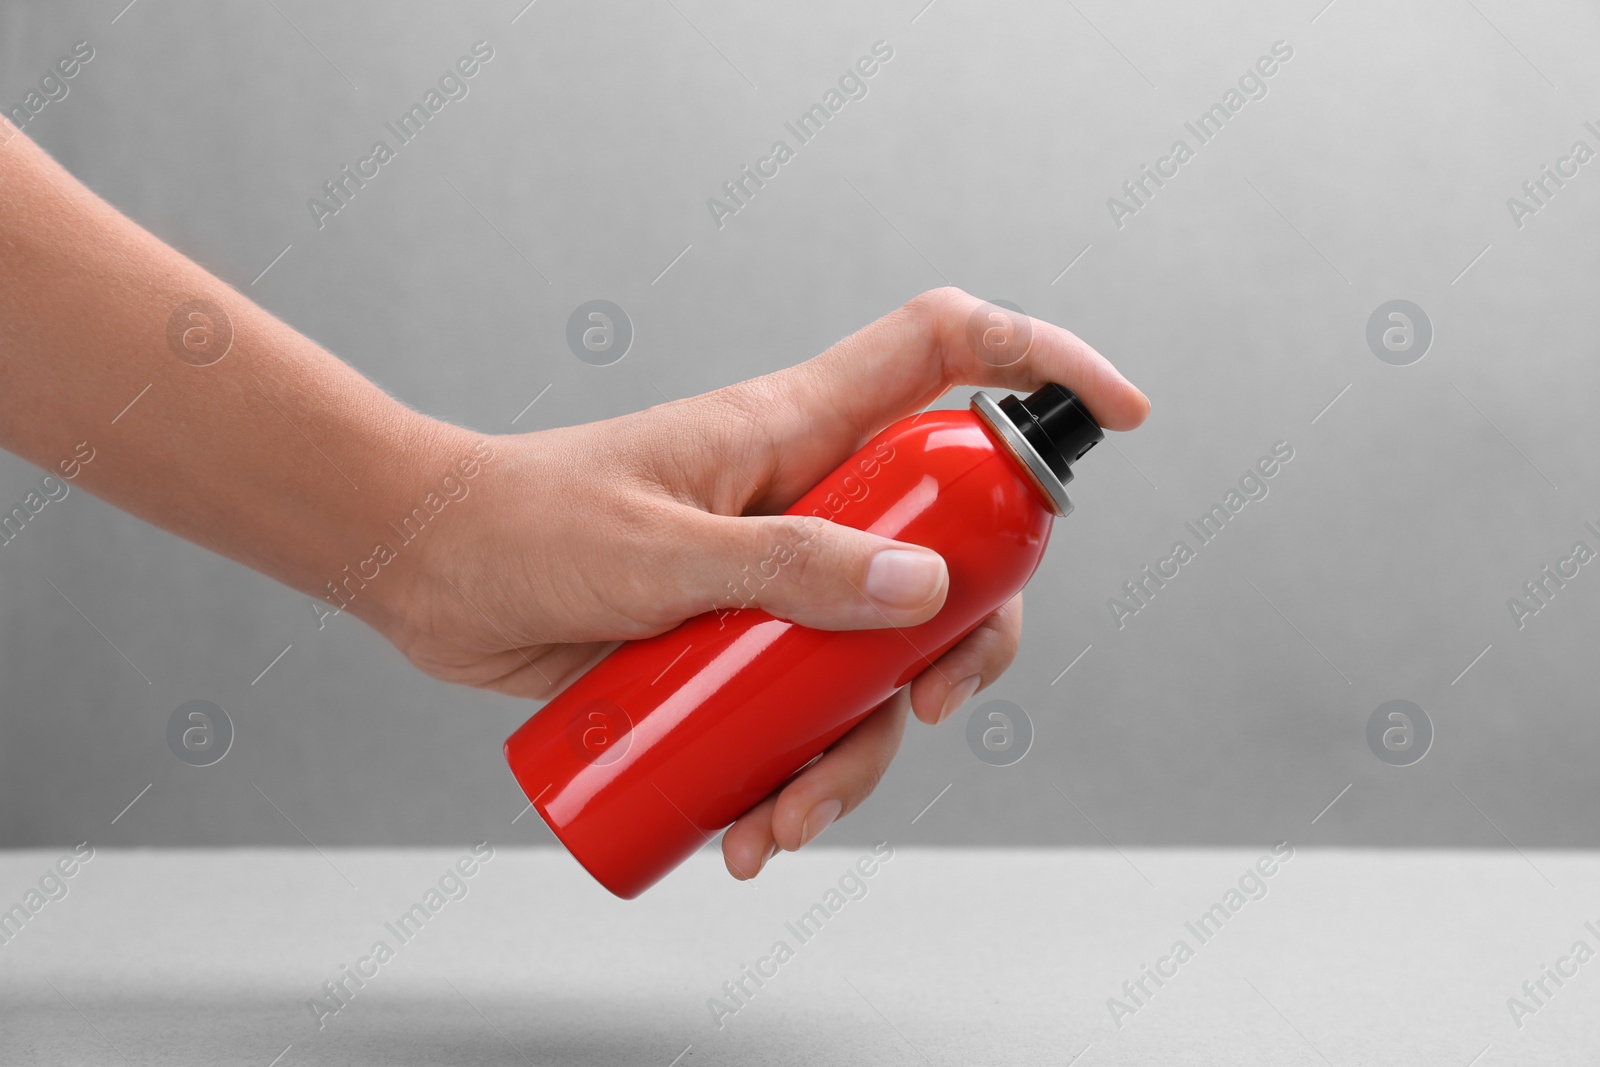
[0,119,469,632]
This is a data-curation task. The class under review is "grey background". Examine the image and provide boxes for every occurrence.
[3,0,1597,851]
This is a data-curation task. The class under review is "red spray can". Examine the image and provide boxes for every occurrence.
[504,384,1103,897]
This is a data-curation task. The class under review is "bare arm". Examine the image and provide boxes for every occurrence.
[0,116,467,638]
[0,116,1149,879]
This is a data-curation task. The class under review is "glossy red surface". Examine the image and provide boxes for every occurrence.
[504,406,1057,898]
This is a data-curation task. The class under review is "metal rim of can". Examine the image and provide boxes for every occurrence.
[971,390,1074,517]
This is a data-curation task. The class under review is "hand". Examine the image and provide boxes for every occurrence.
[0,133,1147,876]
[380,288,1150,879]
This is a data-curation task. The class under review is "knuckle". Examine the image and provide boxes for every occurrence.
[988,598,1025,641]
[903,287,974,375]
[703,515,830,619]
[906,286,969,315]
[974,617,1020,665]
[854,758,888,802]
[770,517,831,593]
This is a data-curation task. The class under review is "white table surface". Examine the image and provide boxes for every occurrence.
[2,846,1597,1065]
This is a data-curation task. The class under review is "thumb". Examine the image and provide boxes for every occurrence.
[691,512,949,630]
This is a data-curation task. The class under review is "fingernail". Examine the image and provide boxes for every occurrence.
[799,798,842,847]
[939,675,981,723]
[864,549,945,610]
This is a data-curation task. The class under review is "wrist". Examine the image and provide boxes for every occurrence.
[312,408,496,644]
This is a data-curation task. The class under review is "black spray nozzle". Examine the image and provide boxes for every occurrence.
[996,384,1103,485]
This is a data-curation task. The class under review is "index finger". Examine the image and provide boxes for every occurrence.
[719,287,1150,506]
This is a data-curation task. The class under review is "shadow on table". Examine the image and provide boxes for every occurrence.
[9,985,702,1067]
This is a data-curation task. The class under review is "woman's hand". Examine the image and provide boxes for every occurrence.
[0,127,1145,881]
[383,287,1150,879]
